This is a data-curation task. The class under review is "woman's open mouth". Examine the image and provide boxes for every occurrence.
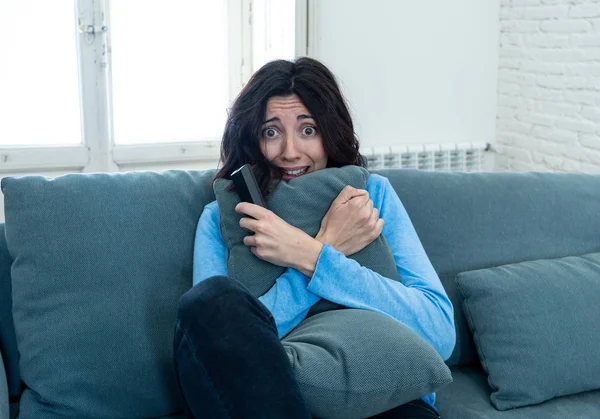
[281,166,309,181]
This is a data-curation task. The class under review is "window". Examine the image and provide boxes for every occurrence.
[0,1,81,146]
[109,1,229,145]
[252,0,297,72]
[0,0,307,172]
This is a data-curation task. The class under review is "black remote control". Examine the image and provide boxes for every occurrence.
[231,164,266,207]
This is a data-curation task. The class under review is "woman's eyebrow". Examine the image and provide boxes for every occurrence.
[263,117,280,124]
[298,114,314,120]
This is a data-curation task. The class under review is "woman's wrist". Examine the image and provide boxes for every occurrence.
[315,229,331,246]
[295,237,324,278]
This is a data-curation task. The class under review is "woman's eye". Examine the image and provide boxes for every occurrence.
[263,128,278,138]
[302,126,317,136]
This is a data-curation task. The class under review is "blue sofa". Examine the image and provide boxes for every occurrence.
[1,168,600,418]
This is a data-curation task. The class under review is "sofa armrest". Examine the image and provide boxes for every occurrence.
[0,350,8,419]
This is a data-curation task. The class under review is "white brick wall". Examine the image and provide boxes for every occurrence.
[496,0,600,173]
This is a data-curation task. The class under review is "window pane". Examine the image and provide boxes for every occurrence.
[0,1,81,146]
[110,1,229,145]
[252,0,296,72]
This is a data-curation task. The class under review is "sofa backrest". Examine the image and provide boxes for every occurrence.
[373,169,600,366]
[2,168,599,391]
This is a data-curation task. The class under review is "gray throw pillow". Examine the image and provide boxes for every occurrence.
[214,166,452,418]
[1,170,215,418]
[215,165,399,311]
[284,309,453,419]
[456,252,600,411]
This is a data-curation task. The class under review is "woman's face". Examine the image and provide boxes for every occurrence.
[260,94,328,181]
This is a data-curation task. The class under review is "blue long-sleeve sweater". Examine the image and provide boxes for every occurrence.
[193,173,456,409]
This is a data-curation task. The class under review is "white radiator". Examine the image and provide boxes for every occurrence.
[364,142,489,172]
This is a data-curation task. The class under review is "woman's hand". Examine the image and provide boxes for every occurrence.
[236,203,323,277]
[315,186,384,256]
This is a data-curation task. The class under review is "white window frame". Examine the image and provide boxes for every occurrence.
[0,0,308,174]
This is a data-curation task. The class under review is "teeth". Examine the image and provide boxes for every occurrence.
[284,167,308,176]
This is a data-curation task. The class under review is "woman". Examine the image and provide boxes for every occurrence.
[173,57,455,418]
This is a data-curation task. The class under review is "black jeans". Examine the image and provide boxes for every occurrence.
[173,276,440,419]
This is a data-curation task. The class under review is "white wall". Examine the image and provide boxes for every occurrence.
[0,1,502,222]
[310,0,501,149]
[495,0,600,173]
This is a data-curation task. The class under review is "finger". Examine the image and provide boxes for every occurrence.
[376,218,384,233]
[331,186,356,205]
[364,200,376,222]
[353,192,370,202]
[336,186,367,204]
[243,235,257,247]
[348,189,369,201]
[249,246,259,258]
[249,245,268,261]
[348,193,370,207]
[348,189,368,200]
[239,217,260,232]
[369,210,380,230]
[358,198,374,222]
[371,207,379,221]
[235,202,271,219]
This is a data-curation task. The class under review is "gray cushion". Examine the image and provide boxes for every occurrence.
[437,366,600,419]
[214,166,452,418]
[214,166,400,308]
[0,226,19,403]
[1,170,215,418]
[374,169,600,367]
[456,253,600,410]
[284,309,453,419]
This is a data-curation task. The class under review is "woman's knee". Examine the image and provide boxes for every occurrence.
[177,276,256,327]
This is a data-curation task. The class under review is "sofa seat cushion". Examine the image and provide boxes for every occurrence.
[456,253,600,410]
[436,366,600,419]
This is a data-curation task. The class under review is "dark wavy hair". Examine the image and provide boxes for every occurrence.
[214,57,366,197]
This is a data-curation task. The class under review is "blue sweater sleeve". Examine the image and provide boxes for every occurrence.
[193,201,320,338]
[306,174,456,360]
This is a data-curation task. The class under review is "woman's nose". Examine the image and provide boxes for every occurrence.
[281,135,301,161]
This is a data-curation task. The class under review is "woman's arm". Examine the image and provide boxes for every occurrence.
[308,175,456,360]
[193,202,321,338]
